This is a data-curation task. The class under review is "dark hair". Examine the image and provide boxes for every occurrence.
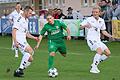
[24,6,33,11]
[16,2,20,5]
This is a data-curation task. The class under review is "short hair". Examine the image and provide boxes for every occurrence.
[16,2,20,5]
[24,6,33,11]
[93,6,101,11]
[46,13,53,17]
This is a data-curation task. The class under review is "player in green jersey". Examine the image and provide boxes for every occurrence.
[35,14,71,71]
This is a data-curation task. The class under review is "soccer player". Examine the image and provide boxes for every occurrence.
[35,14,71,73]
[9,2,23,57]
[80,6,114,73]
[12,6,39,77]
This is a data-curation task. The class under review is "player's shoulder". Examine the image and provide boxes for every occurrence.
[98,17,105,23]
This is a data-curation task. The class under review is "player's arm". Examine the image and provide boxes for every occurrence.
[66,27,71,40]
[26,32,39,42]
[60,21,71,40]
[80,19,91,29]
[12,28,18,47]
[34,35,43,49]
[101,30,113,38]
[34,25,46,49]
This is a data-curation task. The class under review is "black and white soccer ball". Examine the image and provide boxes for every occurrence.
[48,68,58,78]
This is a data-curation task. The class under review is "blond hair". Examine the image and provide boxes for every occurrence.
[93,6,101,11]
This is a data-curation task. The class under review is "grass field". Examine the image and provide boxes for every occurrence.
[0,35,120,80]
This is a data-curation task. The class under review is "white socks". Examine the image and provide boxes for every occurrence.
[92,53,101,67]
[19,52,31,69]
[99,54,108,62]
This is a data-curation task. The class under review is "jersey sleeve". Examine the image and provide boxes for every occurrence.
[100,20,106,30]
[9,13,13,20]
[40,25,47,36]
[59,20,67,30]
[12,20,20,30]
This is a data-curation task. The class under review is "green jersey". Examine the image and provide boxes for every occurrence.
[40,20,67,40]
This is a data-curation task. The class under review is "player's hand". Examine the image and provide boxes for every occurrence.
[67,35,71,40]
[85,22,92,28]
[34,37,39,42]
[34,45,39,50]
[14,41,19,48]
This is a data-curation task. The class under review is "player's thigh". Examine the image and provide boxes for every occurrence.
[58,43,67,54]
[25,45,34,55]
[87,39,99,51]
[17,40,33,54]
[104,48,111,56]
[87,40,106,52]
[48,41,57,53]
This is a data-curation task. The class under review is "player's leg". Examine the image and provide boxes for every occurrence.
[48,41,57,70]
[97,42,110,62]
[100,48,111,62]
[14,42,34,77]
[90,47,102,73]
[12,39,19,57]
[87,40,102,73]
[58,43,67,57]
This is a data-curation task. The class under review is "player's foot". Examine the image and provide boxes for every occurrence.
[11,45,15,51]
[15,54,19,58]
[14,68,24,77]
[90,67,100,73]
[90,64,100,73]
[15,49,19,57]
[60,53,66,57]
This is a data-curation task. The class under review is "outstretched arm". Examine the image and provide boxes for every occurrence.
[102,30,113,38]
[34,35,43,49]
[26,32,39,42]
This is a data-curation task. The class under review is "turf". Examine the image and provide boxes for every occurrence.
[0,36,120,80]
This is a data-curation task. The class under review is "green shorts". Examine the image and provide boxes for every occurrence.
[48,40,66,54]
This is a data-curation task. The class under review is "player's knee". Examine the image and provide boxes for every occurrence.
[106,51,111,57]
[50,52,55,56]
[96,47,103,54]
[105,49,111,57]
[28,56,33,62]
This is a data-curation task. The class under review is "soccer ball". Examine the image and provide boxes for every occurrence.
[48,68,58,78]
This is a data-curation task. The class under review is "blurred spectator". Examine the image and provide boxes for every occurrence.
[111,2,120,20]
[1,13,9,19]
[100,0,108,18]
[52,8,59,19]
[29,11,38,19]
[73,10,84,20]
[66,7,73,19]
[39,9,48,19]
[57,9,66,19]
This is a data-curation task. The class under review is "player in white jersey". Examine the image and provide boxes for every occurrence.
[9,2,23,57]
[80,6,114,73]
[12,6,39,77]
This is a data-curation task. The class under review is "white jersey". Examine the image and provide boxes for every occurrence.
[9,10,23,22]
[81,16,106,41]
[12,15,29,42]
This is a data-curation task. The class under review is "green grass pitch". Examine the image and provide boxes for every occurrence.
[0,36,120,80]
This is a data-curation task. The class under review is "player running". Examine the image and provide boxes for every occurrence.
[35,14,71,75]
[9,2,23,57]
[12,6,39,77]
[80,6,114,73]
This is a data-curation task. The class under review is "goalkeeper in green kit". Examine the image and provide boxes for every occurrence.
[35,14,71,71]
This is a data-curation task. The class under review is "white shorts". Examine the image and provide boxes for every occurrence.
[17,38,29,53]
[87,39,108,52]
